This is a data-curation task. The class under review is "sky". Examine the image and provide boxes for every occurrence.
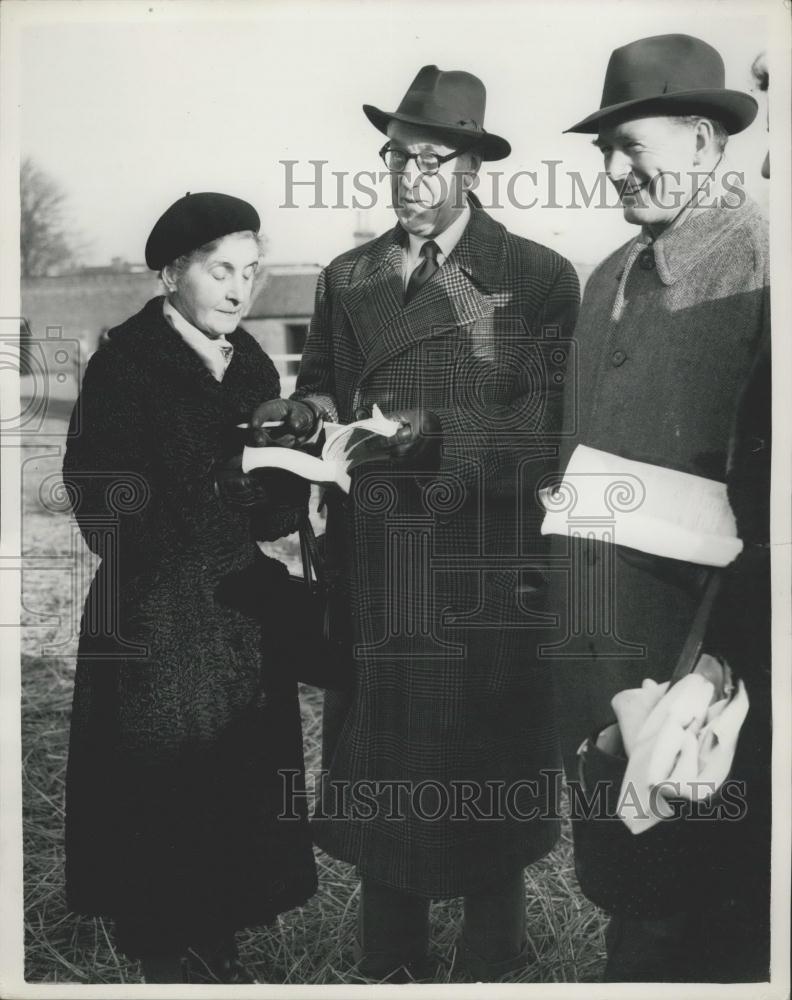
[17,0,772,270]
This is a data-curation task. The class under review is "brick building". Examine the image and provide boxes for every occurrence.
[20,263,321,403]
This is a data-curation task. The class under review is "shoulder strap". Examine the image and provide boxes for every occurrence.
[298,511,325,589]
[669,570,722,685]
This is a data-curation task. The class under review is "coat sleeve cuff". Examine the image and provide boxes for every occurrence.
[291,391,339,423]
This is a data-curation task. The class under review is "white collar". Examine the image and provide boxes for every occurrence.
[406,200,471,266]
[162,298,233,381]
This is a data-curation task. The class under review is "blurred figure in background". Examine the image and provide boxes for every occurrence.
[694,47,772,982]
[751,51,769,178]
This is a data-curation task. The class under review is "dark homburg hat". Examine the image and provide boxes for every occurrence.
[363,64,511,161]
[145,192,260,271]
[565,34,757,135]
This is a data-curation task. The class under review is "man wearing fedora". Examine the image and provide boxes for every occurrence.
[550,34,769,981]
[252,65,580,980]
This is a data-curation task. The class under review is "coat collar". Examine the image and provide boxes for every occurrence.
[110,296,266,399]
[348,204,507,292]
[162,297,234,381]
[635,181,757,287]
[340,207,509,381]
[450,204,509,292]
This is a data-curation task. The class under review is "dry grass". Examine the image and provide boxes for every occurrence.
[20,411,607,985]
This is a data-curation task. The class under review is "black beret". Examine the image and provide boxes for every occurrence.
[145,191,260,270]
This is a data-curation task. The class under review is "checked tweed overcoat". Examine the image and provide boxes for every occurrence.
[295,205,580,896]
[62,297,317,957]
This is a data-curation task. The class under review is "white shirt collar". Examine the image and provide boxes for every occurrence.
[404,200,471,280]
[162,298,233,382]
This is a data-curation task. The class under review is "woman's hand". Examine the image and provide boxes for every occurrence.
[250,398,324,448]
[213,454,270,509]
[214,455,309,513]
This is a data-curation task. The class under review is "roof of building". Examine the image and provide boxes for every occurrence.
[248,264,321,320]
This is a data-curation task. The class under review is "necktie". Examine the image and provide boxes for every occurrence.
[405,240,440,303]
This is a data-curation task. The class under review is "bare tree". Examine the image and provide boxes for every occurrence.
[20,157,78,278]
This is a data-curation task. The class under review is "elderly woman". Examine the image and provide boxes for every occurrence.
[62,193,316,983]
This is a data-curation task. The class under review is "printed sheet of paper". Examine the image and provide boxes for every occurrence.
[321,405,401,466]
[241,404,401,492]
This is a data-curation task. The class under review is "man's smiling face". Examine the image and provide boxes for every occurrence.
[595,116,702,228]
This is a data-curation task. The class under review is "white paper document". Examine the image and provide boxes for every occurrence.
[241,404,401,493]
[540,445,743,567]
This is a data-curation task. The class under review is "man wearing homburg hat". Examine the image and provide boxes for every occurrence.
[251,66,580,980]
[549,35,769,981]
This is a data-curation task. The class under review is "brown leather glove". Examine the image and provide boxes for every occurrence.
[369,408,443,471]
[249,398,324,448]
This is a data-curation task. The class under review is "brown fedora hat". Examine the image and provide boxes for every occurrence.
[363,64,511,161]
[565,34,757,135]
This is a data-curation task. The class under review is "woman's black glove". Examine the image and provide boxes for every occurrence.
[213,454,272,509]
[250,398,324,448]
[214,456,308,508]
[215,458,309,540]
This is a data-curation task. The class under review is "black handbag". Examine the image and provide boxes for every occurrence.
[284,511,355,692]
[572,571,727,919]
[213,512,354,692]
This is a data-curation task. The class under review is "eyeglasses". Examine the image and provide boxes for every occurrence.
[379,143,467,175]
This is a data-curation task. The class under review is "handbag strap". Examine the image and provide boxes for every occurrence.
[668,569,722,685]
[297,511,325,589]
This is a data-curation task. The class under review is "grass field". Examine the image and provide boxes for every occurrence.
[20,407,607,985]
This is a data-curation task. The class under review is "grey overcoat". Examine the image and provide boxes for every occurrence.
[547,194,770,771]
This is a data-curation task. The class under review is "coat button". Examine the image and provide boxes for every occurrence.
[749,436,767,453]
[612,350,627,366]
[639,248,655,270]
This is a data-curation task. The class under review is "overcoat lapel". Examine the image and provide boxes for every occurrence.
[340,208,509,383]
[339,231,405,361]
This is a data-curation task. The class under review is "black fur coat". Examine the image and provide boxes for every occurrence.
[62,297,316,956]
